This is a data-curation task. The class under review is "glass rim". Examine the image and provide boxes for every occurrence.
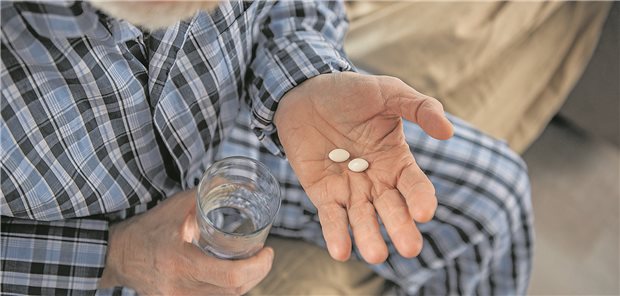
[196,156,281,237]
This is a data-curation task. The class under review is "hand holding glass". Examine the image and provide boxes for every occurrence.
[195,156,281,259]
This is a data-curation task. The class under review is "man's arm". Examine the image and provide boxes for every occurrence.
[246,0,353,156]
[96,189,274,295]
[243,0,454,263]
[1,190,274,295]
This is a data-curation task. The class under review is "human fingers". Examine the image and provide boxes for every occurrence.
[192,248,275,295]
[397,162,438,223]
[374,189,423,257]
[184,244,275,288]
[317,202,352,261]
[381,76,454,140]
[348,200,388,264]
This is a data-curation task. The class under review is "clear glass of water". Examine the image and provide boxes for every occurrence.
[195,156,281,259]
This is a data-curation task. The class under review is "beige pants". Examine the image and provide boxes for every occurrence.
[249,237,385,295]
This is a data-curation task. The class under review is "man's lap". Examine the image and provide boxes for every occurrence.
[218,110,533,294]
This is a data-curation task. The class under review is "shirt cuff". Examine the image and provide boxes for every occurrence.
[247,32,354,157]
[1,217,109,294]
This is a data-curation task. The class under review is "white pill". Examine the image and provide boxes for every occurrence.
[328,148,350,162]
[348,158,369,172]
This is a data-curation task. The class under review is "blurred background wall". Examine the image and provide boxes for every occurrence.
[523,3,619,294]
[345,1,612,153]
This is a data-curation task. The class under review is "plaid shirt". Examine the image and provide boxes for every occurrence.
[1,0,351,293]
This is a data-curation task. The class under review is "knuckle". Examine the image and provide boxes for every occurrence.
[224,270,243,287]
[348,207,371,225]
[420,98,436,109]
[185,264,204,283]
[392,211,411,225]
[383,75,403,85]
[408,181,435,198]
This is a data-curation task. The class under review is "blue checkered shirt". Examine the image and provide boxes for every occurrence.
[1,0,351,294]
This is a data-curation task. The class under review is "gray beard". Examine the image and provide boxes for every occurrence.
[89,1,222,31]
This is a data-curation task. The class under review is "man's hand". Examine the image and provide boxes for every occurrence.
[274,72,453,264]
[99,190,274,295]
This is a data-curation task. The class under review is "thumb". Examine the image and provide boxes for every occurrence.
[381,76,454,140]
[236,247,275,294]
[181,204,199,243]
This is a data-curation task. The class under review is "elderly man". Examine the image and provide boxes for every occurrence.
[1,1,533,295]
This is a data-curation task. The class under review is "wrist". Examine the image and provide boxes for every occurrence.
[273,73,326,129]
[99,221,128,288]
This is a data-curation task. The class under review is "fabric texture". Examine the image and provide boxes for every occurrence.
[1,0,350,293]
[1,0,533,295]
[1,218,108,295]
[345,2,612,153]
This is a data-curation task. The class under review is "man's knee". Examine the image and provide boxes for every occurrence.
[490,142,532,232]
[478,143,534,293]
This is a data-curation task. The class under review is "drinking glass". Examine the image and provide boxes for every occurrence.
[195,156,281,259]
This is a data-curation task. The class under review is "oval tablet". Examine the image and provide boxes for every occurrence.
[328,148,350,162]
[348,158,369,172]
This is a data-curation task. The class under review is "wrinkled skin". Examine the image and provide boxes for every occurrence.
[274,72,454,264]
[100,190,274,295]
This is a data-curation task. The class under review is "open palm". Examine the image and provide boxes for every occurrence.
[274,72,454,264]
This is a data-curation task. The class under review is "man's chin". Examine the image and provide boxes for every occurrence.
[89,1,221,31]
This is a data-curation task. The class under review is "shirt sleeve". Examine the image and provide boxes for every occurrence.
[246,0,354,156]
[1,217,109,294]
